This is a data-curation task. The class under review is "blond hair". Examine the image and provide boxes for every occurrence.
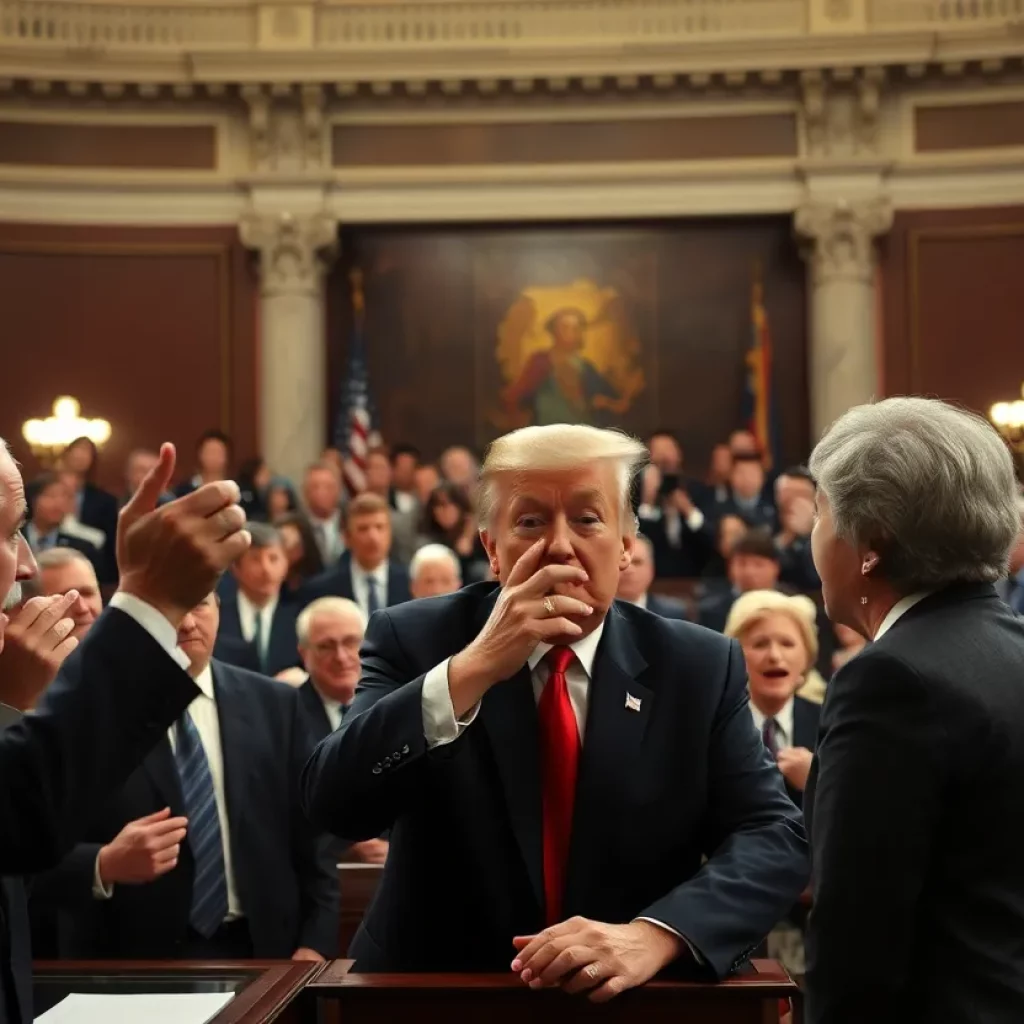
[477,424,646,529]
[723,589,819,669]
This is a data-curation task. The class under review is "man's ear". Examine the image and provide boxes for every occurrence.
[619,533,636,572]
[480,529,500,578]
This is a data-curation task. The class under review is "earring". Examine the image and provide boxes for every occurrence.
[860,596,868,605]
[862,554,878,575]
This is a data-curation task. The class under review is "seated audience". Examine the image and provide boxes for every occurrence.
[389,443,421,515]
[121,448,173,508]
[713,455,777,532]
[413,462,441,505]
[724,590,821,806]
[36,591,338,961]
[214,523,300,677]
[701,513,748,580]
[637,463,714,578]
[705,443,733,505]
[439,444,478,499]
[830,622,867,672]
[236,457,272,522]
[36,548,103,643]
[409,544,462,599]
[418,482,488,583]
[302,462,345,565]
[174,429,232,498]
[698,528,780,632]
[56,436,119,584]
[616,535,687,618]
[774,467,819,590]
[365,448,417,563]
[266,477,297,519]
[647,429,714,511]
[24,473,103,579]
[300,493,411,616]
[275,512,326,598]
[295,597,387,864]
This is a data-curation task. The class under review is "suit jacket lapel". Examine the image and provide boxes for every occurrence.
[476,590,544,912]
[564,608,650,915]
[213,662,255,838]
[220,597,243,643]
[142,735,185,813]
[298,680,333,740]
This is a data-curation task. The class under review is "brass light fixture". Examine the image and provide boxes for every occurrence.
[22,396,112,465]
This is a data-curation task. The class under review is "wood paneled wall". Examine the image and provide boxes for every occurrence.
[880,207,1024,418]
[328,219,808,471]
[0,223,258,493]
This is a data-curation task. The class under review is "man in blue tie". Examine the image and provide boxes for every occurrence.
[35,591,339,961]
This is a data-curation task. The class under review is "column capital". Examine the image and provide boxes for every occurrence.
[239,210,337,297]
[794,197,893,284]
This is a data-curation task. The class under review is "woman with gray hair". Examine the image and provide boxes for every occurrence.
[803,396,1024,1024]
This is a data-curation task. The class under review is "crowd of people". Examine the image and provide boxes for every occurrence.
[3,400,1024,1024]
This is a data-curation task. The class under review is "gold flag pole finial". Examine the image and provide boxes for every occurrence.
[350,268,365,315]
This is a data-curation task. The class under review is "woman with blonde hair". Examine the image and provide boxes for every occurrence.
[724,590,821,805]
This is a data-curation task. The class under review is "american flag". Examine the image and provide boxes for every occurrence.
[333,269,382,496]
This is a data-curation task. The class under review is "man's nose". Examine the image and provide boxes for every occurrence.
[15,533,36,581]
[545,514,574,559]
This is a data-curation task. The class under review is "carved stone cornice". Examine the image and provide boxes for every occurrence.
[794,198,893,285]
[239,210,337,296]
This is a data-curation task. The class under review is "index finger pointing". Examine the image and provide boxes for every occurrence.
[504,540,545,589]
[24,591,79,637]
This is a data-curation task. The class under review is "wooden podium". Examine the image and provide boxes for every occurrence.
[307,959,800,1023]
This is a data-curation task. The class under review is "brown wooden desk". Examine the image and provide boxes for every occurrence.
[338,862,384,952]
[33,960,320,1023]
[307,958,799,1023]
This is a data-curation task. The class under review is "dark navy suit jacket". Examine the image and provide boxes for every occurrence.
[214,593,301,677]
[302,582,808,979]
[4,609,198,1024]
[299,552,411,610]
[644,593,689,620]
[34,661,338,961]
[786,696,821,809]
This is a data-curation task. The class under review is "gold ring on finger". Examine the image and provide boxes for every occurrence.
[543,596,555,616]
[584,964,600,981]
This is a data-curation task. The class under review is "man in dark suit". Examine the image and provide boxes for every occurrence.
[616,535,687,619]
[711,455,777,533]
[303,424,808,1001]
[300,493,411,616]
[40,591,338,962]
[295,596,386,865]
[214,522,300,676]
[0,440,250,1023]
[174,430,232,499]
[697,529,781,633]
[23,474,103,580]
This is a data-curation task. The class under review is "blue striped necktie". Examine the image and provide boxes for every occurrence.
[174,710,229,938]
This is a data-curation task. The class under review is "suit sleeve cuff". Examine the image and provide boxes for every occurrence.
[108,592,191,671]
[684,508,705,532]
[92,851,114,900]
[421,658,480,748]
[633,917,705,965]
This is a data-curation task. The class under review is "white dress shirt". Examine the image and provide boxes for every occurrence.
[310,511,344,563]
[351,561,389,620]
[419,618,700,960]
[167,663,243,921]
[873,592,932,641]
[749,698,794,751]
[91,593,193,897]
[637,504,705,547]
[312,680,345,732]
[393,490,418,516]
[236,591,278,663]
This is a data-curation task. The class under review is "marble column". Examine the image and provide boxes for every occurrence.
[794,197,893,440]
[240,210,337,487]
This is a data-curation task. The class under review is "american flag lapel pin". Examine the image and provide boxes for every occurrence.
[624,692,642,712]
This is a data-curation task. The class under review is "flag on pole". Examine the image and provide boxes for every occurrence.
[742,264,779,471]
[333,269,382,496]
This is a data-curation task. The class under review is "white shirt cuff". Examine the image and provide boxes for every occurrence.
[108,593,191,671]
[634,917,705,965]
[92,851,114,900]
[637,504,662,521]
[684,508,705,532]
[421,657,480,748]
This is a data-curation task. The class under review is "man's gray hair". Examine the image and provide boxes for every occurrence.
[477,424,646,531]
[37,546,97,574]
[409,543,462,582]
[809,397,1020,591]
[296,596,367,646]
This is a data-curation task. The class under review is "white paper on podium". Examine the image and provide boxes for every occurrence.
[35,992,234,1024]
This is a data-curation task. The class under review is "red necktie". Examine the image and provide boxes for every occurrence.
[538,645,580,926]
